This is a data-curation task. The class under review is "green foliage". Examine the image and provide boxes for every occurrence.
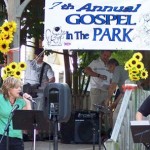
[20,0,45,45]
[78,51,100,69]
[111,50,134,65]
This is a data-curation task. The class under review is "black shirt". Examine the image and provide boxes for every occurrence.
[138,95,150,117]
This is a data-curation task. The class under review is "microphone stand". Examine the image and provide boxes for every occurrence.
[93,104,111,150]
[0,112,14,150]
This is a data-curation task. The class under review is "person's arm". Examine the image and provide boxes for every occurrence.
[110,93,124,109]
[136,111,144,120]
[108,82,117,99]
[47,66,55,83]
[105,82,117,106]
[135,96,150,120]
[84,66,107,80]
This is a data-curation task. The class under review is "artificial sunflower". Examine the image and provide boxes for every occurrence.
[2,61,27,80]
[9,62,18,71]
[1,32,14,44]
[8,21,17,33]
[128,58,138,67]
[124,52,148,81]
[13,70,22,79]
[140,69,148,79]
[129,74,140,81]
[18,62,27,71]
[135,62,144,71]
[132,52,143,61]
[0,22,11,33]
[124,61,132,70]
[0,20,17,54]
[0,39,10,53]
[129,69,140,75]
[5,66,11,73]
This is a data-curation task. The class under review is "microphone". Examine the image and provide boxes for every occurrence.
[11,104,19,113]
[19,92,36,104]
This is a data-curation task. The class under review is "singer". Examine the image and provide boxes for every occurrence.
[0,77,32,150]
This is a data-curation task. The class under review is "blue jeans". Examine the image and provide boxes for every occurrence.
[0,135,24,150]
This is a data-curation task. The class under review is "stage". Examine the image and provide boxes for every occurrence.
[24,141,103,150]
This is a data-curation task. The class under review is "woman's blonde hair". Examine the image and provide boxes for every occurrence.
[1,77,23,99]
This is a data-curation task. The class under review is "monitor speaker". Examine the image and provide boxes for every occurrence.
[44,83,71,123]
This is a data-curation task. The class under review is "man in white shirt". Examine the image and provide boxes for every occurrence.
[84,50,112,110]
[24,48,55,109]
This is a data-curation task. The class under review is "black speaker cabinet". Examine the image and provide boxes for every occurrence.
[74,110,99,144]
[60,113,75,144]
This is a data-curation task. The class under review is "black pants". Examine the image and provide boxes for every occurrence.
[0,135,24,150]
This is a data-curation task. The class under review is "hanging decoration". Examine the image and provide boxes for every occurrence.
[0,21,27,80]
[124,52,148,81]
[1,62,27,80]
[0,21,17,54]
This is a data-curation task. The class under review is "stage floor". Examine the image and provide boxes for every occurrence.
[24,141,104,150]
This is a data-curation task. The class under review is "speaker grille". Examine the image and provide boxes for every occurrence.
[74,111,99,144]
[77,121,93,142]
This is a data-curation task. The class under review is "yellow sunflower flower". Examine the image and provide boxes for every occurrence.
[129,69,140,75]
[13,70,22,79]
[1,21,11,33]
[8,21,17,33]
[129,74,140,81]
[0,32,14,44]
[135,62,144,71]
[124,61,132,70]
[0,21,17,54]
[132,52,143,61]
[1,68,6,76]
[125,52,148,81]
[18,62,27,71]
[140,69,148,79]
[5,66,11,73]
[0,39,10,53]
[9,62,18,71]
[128,58,138,67]
[0,34,3,40]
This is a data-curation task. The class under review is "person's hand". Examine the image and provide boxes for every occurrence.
[98,74,107,80]
[110,101,117,110]
[22,93,32,110]
[22,93,32,103]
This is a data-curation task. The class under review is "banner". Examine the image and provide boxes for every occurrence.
[44,0,150,50]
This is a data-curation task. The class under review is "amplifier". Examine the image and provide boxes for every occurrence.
[74,110,99,144]
[75,110,99,120]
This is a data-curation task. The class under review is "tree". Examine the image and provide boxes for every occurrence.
[20,0,44,47]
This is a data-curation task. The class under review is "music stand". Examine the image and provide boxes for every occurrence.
[12,110,49,150]
[130,124,150,150]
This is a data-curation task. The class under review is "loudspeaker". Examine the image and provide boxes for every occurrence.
[60,113,75,144]
[74,110,99,144]
[44,83,71,123]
